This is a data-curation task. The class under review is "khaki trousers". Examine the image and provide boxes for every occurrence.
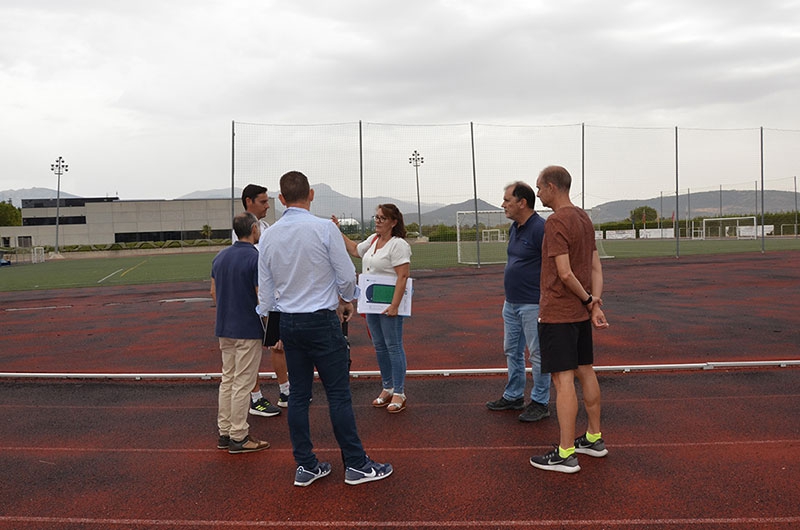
[217,338,262,441]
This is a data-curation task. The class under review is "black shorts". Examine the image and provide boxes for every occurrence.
[538,320,594,374]
[262,311,281,347]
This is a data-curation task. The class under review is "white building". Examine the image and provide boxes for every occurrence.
[0,196,276,249]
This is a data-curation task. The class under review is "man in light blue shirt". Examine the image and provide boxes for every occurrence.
[257,170,393,487]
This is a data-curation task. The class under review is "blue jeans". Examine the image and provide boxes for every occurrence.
[365,313,407,394]
[280,310,366,469]
[502,301,550,405]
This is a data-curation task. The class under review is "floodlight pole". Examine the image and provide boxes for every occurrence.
[50,156,68,254]
[409,150,424,232]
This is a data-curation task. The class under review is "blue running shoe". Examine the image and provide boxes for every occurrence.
[294,462,331,487]
[344,457,393,485]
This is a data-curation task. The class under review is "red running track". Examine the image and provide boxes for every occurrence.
[2,251,799,374]
[1,251,799,528]
[0,371,798,529]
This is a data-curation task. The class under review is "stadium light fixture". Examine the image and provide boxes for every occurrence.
[50,156,68,254]
[409,150,424,231]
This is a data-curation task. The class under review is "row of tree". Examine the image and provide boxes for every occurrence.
[0,201,21,226]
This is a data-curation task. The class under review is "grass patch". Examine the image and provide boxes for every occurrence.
[3,238,799,291]
[0,252,219,291]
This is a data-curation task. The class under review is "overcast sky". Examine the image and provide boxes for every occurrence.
[1,0,799,203]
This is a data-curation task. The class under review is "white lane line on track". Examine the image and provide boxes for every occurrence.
[4,305,72,312]
[2,516,799,527]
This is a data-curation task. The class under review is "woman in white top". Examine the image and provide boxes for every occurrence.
[334,204,412,413]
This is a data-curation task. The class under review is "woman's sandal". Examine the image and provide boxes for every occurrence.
[372,390,393,408]
[387,393,406,414]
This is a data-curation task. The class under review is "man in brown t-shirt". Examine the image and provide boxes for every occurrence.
[529,165,610,474]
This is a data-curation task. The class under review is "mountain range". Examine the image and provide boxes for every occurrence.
[590,189,798,223]
[3,186,797,225]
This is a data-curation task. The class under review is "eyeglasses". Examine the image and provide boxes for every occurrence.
[373,215,388,222]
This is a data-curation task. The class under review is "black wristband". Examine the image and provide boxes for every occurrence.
[581,294,593,305]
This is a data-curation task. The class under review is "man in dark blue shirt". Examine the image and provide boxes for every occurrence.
[211,212,270,454]
[486,181,551,422]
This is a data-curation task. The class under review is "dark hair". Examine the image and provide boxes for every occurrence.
[279,171,310,204]
[508,181,537,210]
[539,165,572,191]
[233,212,258,239]
[378,203,407,238]
[241,184,267,209]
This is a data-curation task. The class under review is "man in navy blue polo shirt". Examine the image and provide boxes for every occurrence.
[212,212,270,454]
[486,181,551,422]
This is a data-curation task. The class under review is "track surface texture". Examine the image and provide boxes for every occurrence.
[1,251,799,529]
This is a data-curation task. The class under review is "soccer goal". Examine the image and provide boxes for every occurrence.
[700,216,757,240]
[481,229,506,242]
[456,209,554,265]
[457,210,510,265]
[32,246,46,264]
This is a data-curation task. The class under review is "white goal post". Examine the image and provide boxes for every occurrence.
[699,216,757,240]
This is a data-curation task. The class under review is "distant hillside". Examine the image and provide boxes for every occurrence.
[177,188,241,200]
[590,190,799,224]
[177,184,449,224]
[422,199,502,225]
[0,187,81,207]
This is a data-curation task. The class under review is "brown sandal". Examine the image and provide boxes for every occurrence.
[387,393,406,413]
[372,389,393,408]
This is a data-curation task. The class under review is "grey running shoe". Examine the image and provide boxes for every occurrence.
[344,457,393,485]
[486,396,524,411]
[518,401,550,422]
[277,392,289,408]
[294,462,332,487]
[530,446,581,474]
[217,435,230,450]
[574,434,608,457]
[250,397,281,417]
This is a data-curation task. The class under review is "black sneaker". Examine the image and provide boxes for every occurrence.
[228,435,270,454]
[518,401,550,422]
[574,434,608,457]
[530,445,581,473]
[217,435,230,450]
[250,397,281,417]
[277,393,289,408]
[486,396,524,411]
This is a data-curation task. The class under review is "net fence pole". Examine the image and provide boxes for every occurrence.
[470,122,481,267]
[760,126,765,253]
[675,126,680,258]
[359,120,365,239]
[230,121,235,228]
[581,122,585,210]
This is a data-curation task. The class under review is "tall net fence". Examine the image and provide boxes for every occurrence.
[233,122,800,267]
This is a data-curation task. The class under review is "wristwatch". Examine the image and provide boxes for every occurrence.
[581,294,593,305]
